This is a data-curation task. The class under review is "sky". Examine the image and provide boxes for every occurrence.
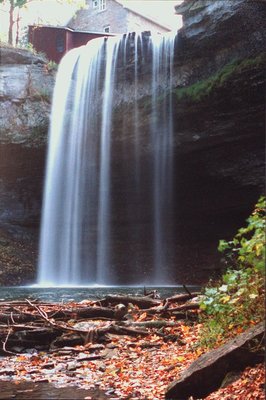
[118,1,183,30]
[0,0,183,41]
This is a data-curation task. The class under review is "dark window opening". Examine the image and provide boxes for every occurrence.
[99,0,106,11]
[56,34,65,53]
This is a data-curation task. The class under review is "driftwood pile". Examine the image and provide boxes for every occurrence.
[0,290,264,399]
[0,289,200,355]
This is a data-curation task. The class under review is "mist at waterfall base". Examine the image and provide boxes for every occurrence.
[38,32,177,287]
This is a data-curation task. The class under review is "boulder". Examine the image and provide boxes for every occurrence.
[166,321,265,399]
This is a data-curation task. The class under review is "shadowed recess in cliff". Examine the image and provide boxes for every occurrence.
[38,32,176,286]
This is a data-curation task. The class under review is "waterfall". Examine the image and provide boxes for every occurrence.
[38,32,176,286]
[150,34,175,283]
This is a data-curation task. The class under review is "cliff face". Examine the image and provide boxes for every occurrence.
[0,46,54,146]
[108,0,265,283]
[169,0,265,281]
[0,46,55,284]
[0,0,265,285]
[171,0,265,224]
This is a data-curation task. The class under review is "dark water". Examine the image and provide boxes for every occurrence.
[0,286,200,302]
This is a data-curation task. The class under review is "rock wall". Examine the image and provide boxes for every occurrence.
[107,0,265,283]
[0,46,54,146]
[0,46,55,285]
[169,0,265,281]
[0,0,265,285]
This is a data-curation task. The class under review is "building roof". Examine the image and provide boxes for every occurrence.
[28,24,114,36]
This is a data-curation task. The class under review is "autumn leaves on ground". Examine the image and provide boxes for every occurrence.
[0,292,264,400]
[0,294,200,399]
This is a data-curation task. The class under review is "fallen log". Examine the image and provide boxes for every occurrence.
[0,318,149,353]
[143,288,160,298]
[3,328,60,351]
[142,303,199,317]
[0,313,40,324]
[169,303,200,312]
[99,295,161,309]
[118,320,178,329]
[166,292,200,304]
[49,306,118,321]
[165,321,265,399]
[109,325,148,336]
[0,303,124,323]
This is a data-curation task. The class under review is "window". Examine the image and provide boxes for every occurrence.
[56,34,65,53]
[92,0,106,12]
[99,0,106,11]
[104,25,110,33]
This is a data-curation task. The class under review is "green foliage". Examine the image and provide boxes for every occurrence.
[45,60,58,72]
[199,196,265,349]
[174,53,266,102]
[18,42,47,61]
[218,196,265,272]
[24,42,36,53]
[0,0,27,6]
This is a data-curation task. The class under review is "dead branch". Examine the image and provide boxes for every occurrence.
[168,303,200,312]
[118,320,178,329]
[166,292,200,304]
[99,295,161,309]
[1,328,16,355]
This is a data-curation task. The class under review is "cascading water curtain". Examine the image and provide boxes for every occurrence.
[38,32,176,286]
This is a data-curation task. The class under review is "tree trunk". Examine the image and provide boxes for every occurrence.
[8,0,15,45]
[16,10,20,46]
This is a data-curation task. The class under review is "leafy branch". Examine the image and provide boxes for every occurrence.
[199,196,265,349]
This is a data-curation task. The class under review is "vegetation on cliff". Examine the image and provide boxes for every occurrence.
[199,196,265,349]
[174,53,266,102]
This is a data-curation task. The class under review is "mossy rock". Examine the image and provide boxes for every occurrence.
[174,53,266,103]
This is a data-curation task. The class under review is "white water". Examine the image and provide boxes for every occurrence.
[38,32,176,286]
[150,33,175,283]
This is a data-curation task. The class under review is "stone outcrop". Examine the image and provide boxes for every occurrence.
[0,45,55,284]
[0,45,55,147]
[175,0,265,63]
[0,0,265,285]
[166,321,265,399]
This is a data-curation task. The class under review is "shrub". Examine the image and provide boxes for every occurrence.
[45,60,58,72]
[199,196,265,349]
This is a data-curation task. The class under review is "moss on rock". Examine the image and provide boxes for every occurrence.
[174,53,266,103]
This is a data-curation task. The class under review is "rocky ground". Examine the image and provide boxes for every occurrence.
[0,291,264,399]
[0,226,36,286]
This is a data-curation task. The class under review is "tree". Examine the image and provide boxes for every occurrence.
[0,0,85,46]
[0,0,27,45]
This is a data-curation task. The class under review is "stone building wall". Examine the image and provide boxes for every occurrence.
[68,0,169,34]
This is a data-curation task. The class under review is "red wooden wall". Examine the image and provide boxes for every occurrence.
[28,26,112,63]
